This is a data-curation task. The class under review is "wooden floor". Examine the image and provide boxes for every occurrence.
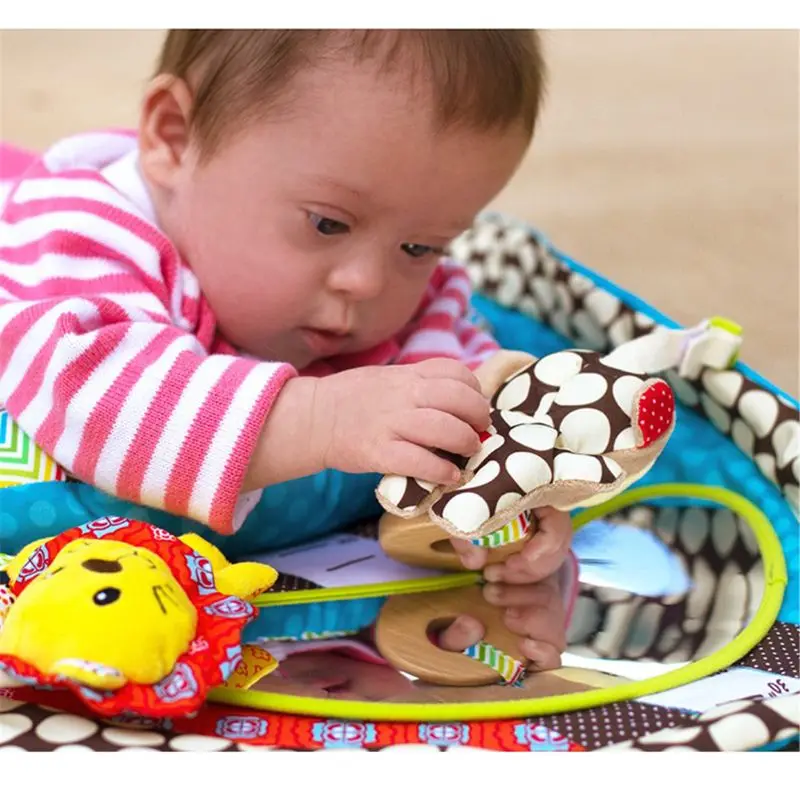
[2,30,797,393]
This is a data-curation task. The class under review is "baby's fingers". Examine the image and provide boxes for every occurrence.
[449,537,488,571]
[436,615,485,652]
[519,639,563,671]
[416,379,491,433]
[504,606,567,653]
[482,581,554,608]
[484,516,572,583]
[381,441,462,485]
[397,409,481,458]
[412,358,483,393]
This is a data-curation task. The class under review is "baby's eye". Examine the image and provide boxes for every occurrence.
[309,213,350,236]
[401,243,442,259]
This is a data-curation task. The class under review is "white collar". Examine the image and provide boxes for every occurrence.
[100,148,159,227]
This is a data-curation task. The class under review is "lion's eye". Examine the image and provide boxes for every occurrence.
[93,588,121,606]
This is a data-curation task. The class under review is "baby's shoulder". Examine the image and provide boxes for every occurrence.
[34,128,139,176]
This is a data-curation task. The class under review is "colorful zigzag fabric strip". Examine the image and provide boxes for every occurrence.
[463,641,526,686]
[470,511,531,549]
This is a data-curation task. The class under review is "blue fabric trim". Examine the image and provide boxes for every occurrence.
[752,733,799,752]
[244,597,386,642]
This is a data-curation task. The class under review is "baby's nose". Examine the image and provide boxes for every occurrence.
[81,558,122,574]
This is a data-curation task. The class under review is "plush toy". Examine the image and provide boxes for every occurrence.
[376,321,741,543]
[0,516,277,718]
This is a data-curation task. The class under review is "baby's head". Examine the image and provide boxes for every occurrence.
[138,30,545,368]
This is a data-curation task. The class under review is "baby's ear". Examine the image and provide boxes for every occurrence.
[138,74,194,192]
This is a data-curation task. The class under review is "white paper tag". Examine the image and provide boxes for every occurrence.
[250,532,443,589]
[639,666,800,714]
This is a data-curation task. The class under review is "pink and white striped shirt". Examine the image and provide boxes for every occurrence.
[0,131,498,534]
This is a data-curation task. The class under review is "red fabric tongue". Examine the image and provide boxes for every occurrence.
[636,381,675,446]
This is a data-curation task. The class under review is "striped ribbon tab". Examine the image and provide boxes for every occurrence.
[463,641,526,686]
[470,511,531,549]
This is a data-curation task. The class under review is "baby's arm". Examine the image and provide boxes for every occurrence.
[0,170,296,534]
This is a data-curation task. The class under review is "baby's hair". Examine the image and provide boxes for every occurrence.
[155,29,546,157]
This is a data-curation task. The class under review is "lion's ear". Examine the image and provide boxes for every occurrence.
[4,537,53,583]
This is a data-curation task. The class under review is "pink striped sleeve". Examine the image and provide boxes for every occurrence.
[393,260,500,369]
[0,169,296,534]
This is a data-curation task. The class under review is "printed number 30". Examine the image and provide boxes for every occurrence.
[767,679,790,697]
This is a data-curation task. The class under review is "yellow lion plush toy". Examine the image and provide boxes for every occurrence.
[0,525,276,697]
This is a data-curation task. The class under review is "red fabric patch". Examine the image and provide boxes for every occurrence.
[0,517,256,719]
[636,380,675,446]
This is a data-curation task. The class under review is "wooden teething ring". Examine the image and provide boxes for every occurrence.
[375,584,528,686]
[377,509,536,685]
[378,512,529,571]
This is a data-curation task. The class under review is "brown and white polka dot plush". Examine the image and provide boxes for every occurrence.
[376,345,677,540]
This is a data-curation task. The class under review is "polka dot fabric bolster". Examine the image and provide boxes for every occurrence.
[377,341,679,541]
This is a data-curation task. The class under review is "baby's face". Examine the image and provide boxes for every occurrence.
[160,57,529,369]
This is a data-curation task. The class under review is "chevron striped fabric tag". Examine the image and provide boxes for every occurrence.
[463,641,526,686]
[470,511,531,549]
[0,407,65,487]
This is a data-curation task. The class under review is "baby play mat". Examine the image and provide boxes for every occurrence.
[1,214,798,752]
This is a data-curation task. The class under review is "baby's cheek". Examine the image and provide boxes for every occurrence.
[361,284,428,340]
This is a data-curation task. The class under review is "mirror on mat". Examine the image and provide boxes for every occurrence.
[214,488,781,715]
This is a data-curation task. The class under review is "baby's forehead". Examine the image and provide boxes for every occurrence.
[168,31,542,161]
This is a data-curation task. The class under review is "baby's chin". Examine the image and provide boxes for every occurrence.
[235,338,315,370]
[240,330,386,371]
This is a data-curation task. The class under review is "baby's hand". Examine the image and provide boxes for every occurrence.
[436,569,568,670]
[449,507,573,669]
[313,359,491,485]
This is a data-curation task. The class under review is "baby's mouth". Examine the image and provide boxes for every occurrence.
[298,327,351,358]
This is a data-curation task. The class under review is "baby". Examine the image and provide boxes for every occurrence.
[0,30,572,669]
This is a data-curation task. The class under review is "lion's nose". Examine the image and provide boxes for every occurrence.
[81,558,122,574]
